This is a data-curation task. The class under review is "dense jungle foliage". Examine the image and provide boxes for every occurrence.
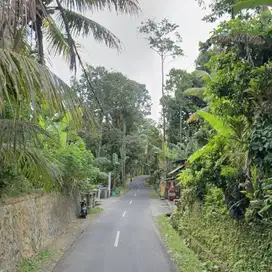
[148,1,272,271]
[1,0,272,270]
[0,0,162,198]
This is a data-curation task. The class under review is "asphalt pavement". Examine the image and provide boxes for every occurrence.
[53,176,176,272]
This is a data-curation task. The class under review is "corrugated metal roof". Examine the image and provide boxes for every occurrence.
[167,165,184,176]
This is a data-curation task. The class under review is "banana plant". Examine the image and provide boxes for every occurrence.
[188,111,250,163]
[184,70,212,124]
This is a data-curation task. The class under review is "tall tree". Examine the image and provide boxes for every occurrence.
[138,19,184,142]
[72,66,152,184]
[164,69,207,144]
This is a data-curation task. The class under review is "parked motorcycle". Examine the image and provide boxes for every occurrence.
[80,200,88,218]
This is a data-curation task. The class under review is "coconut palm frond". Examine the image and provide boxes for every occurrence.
[0,119,63,188]
[0,119,51,146]
[59,9,122,51]
[62,0,140,14]
[18,148,63,189]
[60,0,96,12]
[184,87,206,99]
[72,0,140,14]
[1,144,63,189]
[95,0,140,14]
[0,48,81,120]
[44,18,77,70]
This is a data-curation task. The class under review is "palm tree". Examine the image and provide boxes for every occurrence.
[1,0,140,68]
[0,0,141,131]
[0,0,140,188]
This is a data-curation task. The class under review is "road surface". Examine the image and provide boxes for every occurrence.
[54,176,176,272]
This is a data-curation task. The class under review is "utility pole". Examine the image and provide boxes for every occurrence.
[108,172,111,197]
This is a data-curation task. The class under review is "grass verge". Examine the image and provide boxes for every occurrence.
[150,186,159,199]
[88,207,103,214]
[156,215,205,272]
[119,184,129,195]
[20,250,56,272]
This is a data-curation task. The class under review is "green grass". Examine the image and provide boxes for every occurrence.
[20,250,56,272]
[150,187,159,199]
[176,203,272,271]
[119,184,129,195]
[156,216,204,272]
[88,207,103,214]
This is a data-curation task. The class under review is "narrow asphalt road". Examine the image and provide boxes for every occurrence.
[53,176,176,272]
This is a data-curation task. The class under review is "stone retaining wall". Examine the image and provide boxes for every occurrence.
[0,192,79,272]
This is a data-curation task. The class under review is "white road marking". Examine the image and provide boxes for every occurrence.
[122,211,127,218]
[134,193,137,196]
[129,200,132,204]
[137,189,139,192]
[114,231,120,248]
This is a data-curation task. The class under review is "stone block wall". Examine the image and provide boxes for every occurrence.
[0,192,79,272]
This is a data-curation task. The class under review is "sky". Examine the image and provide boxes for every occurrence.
[50,0,217,122]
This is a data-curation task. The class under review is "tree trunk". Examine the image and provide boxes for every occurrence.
[160,55,168,184]
[179,105,182,143]
[245,151,254,195]
[161,55,166,143]
[0,21,7,48]
[231,0,234,19]
[96,114,103,157]
[36,14,44,65]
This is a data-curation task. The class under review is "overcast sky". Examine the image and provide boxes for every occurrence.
[50,0,217,121]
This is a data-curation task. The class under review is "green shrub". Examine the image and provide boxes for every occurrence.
[20,250,56,272]
[0,166,44,198]
[172,201,272,272]
[52,141,100,192]
[156,215,205,272]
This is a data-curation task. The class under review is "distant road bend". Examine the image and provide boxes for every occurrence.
[54,176,176,272]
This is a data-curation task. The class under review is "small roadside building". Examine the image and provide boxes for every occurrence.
[161,159,187,201]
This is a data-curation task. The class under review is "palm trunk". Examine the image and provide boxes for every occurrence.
[0,21,7,48]
[36,14,44,65]
[245,151,254,194]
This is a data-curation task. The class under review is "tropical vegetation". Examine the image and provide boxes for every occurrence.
[145,1,272,271]
[1,0,272,270]
[0,0,162,198]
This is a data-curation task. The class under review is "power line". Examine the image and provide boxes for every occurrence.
[56,0,120,134]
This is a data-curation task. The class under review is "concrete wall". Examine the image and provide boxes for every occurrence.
[0,192,79,272]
